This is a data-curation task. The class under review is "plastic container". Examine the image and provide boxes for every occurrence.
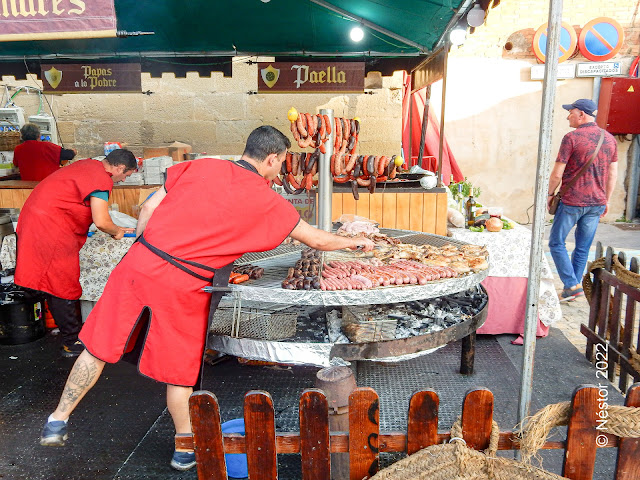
[221,418,248,478]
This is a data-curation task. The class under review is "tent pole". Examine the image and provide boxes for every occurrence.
[437,45,449,187]
[409,90,414,164]
[518,0,563,429]
[318,109,334,232]
[418,85,432,168]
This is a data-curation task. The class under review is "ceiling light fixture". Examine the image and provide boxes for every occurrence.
[350,26,364,42]
[466,4,485,27]
[449,27,467,46]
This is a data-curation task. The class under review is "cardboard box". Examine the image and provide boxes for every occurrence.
[143,146,170,159]
[168,141,192,162]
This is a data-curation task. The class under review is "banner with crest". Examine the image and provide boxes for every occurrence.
[0,0,116,42]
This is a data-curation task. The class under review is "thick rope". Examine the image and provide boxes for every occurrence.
[583,254,640,303]
[519,401,640,463]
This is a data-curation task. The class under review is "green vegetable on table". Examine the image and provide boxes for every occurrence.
[469,225,484,232]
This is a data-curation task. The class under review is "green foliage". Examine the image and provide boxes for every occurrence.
[449,178,481,203]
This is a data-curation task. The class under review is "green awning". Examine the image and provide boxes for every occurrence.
[0,0,469,72]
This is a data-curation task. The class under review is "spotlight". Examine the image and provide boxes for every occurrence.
[466,4,485,27]
[350,26,364,42]
[449,27,467,46]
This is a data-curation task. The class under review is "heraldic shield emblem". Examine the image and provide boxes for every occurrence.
[44,67,62,89]
[260,64,280,88]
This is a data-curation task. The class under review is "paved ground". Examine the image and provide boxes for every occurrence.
[539,221,640,357]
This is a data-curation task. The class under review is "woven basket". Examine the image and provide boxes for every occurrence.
[369,441,566,480]
[0,130,21,151]
[370,420,566,480]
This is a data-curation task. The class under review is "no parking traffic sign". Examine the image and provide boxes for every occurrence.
[578,17,624,61]
[532,21,577,63]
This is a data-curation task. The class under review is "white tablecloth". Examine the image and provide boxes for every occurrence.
[449,223,561,327]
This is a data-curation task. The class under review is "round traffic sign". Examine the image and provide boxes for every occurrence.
[578,17,624,61]
[532,21,577,63]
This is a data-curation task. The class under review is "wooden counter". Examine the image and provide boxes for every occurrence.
[331,188,447,235]
[0,182,447,235]
[0,181,160,218]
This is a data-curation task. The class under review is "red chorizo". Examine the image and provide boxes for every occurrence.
[334,116,342,151]
[344,154,357,174]
[297,113,308,138]
[285,151,292,173]
[378,156,389,176]
[317,114,325,138]
[272,175,283,186]
[305,113,315,136]
[292,152,300,176]
[287,173,301,189]
[290,121,301,142]
[356,177,371,187]
[323,114,332,135]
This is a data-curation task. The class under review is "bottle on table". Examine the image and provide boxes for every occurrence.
[465,195,476,228]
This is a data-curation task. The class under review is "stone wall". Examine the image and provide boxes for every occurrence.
[437,0,638,222]
[1,60,404,160]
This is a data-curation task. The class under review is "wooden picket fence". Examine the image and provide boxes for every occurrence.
[183,384,640,480]
[581,243,640,392]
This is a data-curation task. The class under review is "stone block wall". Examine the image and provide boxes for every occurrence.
[1,60,404,161]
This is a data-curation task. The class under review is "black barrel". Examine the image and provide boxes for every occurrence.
[0,286,45,345]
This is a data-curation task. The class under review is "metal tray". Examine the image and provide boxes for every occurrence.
[209,229,489,306]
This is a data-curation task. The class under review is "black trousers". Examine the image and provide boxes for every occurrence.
[44,294,82,346]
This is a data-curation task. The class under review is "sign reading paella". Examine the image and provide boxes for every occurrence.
[258,62,365,93]
[0,0,116,42]
[40,63,142,94]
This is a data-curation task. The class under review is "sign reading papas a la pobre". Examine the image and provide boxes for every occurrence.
[258,62,364,93]
[41,63,142,94]
[0,0,116,42]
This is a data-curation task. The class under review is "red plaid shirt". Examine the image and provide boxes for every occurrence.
[556,122,617,206]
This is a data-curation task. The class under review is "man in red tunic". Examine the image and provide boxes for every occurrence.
[39,126,375,471]
[15,150,138,357]
[12,123,76,181]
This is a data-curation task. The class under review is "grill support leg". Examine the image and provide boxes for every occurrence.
[460,332,476,375]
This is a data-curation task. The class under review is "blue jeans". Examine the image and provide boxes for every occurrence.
[549,202,605,289]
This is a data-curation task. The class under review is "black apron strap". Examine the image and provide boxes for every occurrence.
[197,262,234,389]
[138,234,215,282]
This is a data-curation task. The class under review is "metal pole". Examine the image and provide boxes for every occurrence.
[518,0,563,427]
[318,109,334,231]
[436,44,449,187]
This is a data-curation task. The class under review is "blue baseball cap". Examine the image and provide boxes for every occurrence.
[562,99,597,116]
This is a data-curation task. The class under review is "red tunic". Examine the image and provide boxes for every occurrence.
[15,160,114,299]
[13,140,62,181]
[79,158,300,386]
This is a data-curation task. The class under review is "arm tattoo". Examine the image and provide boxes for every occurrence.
[59,358,99,413]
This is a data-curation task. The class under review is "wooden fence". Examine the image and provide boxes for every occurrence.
[581,242,640,392]
[184,384,640,480]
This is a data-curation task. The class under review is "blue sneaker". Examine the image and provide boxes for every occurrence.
[170,450,196,471]
[40,420,68,446]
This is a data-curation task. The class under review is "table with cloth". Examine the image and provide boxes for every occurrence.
[449,222,561,337]
[1,232,135,301]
